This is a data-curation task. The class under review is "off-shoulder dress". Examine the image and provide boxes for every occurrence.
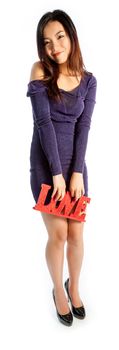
[26,71,97,205]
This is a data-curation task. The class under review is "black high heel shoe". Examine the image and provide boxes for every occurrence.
[52,288,73,326]
[64,278,86,319]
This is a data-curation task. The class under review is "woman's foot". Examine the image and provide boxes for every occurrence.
[52,288,73,326]
[64,278,86,319]
[67,279,83,307]
[53,286,71,315]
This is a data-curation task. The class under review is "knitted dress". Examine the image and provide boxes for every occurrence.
[26,71,97,205]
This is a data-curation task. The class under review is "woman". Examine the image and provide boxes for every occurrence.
[26,9,97,326]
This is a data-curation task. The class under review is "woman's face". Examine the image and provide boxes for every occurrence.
[43,20,71,64]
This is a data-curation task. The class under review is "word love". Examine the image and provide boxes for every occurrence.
[33,184,91,222]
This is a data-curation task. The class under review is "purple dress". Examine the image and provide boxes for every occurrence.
[26,71,97,204]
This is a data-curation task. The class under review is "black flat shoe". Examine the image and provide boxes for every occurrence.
[64,278,86,319]
[52,288,73,326]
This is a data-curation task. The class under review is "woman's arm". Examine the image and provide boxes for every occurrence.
[26,62,63,176]
[71,74,97,173]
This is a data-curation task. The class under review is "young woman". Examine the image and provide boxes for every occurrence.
[26,9,97,326]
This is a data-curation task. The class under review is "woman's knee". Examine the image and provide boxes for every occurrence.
[67,220,84,246]
[53,229,67,245]
[41,212,68,243]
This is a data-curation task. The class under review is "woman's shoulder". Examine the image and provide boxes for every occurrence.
[26,61,47,97]
[82,70,97,94]
[84,70,97,83]
[29,61,45,82]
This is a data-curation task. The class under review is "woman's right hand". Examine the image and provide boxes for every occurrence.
[51,174,66,201]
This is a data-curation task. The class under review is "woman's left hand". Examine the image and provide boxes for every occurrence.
[69,172,85,200]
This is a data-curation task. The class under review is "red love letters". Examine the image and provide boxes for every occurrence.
[33,183,91,222]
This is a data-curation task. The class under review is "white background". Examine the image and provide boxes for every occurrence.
[0,0,119,348]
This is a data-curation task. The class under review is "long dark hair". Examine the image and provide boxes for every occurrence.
[36,9,91,102]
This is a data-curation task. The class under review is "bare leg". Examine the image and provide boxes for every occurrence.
[41,212,71,314]
[66,219,85,307]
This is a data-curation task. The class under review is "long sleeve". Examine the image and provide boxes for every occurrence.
[26,80,63,176]
[71,75,97,173]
